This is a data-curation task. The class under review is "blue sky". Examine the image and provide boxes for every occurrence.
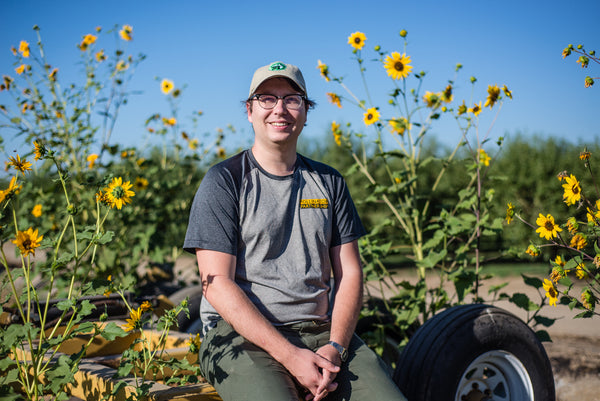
[1,0,599,156]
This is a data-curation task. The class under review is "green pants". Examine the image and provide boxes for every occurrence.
[198,319,407,401]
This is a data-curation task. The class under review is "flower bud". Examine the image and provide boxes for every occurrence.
[399,29,407,38]
[374,45,381,51]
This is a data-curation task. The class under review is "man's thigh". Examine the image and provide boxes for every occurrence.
[198,320,302,401]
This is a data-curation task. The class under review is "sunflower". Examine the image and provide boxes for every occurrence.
[161,79,174,95]
[87,154,99,169]
[12,227,43,257]
[119,25,133,41]
[33,140,45,160]
[586,201,600,224]
[484,84,501,108]
[441,84,453,103]
[32,204,42,218]
[0,176,21,203]
[140,300,153,312]
[363,107,380,126]
[8,155,32,175]
[542,279,558,307]
[331,121,341,146]
[188,138,199,150]
[580,150,591,160]
[123,307,142,332]
[566,216,578,234]
[383,52,413,80]
[535,213,562,240]
[116,60,129,72]
[423,91,441,109]
[134,177,149,191]
[327,92,342,108]
[104,177,135,210]
[581,289,594,310]
[19,40,30,58]
[317,60,330,82]
[478,149,491,167]
[525,244,540,257]
[162,117,177,126]
[188,333,202,353]
[550,267,563,284]
[575,263,588,280]
[505,203,515,224]
[570,233,587,250]
[468,101,482,116]
[502,85,512,99]
[95,50,107,62]
[389,117,411,136]
[562,174,581,205]
[457,100,468,116]
[79,34,97,51]
[348,32,366,50]
[15,64,26,75]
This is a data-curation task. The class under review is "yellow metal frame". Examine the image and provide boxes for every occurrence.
[13,322,222,400]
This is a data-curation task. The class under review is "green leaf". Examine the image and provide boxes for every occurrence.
[71,321,94,335]
[96,231,115,244]
[100,321,127,341]
[535,329,552,343]
[574,310,594,318]
[510,293,539,311]
[533,315,557,327]
[56,299,75,311]
[521,274,543,289]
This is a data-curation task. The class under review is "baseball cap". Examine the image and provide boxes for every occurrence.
[248,61,307,98]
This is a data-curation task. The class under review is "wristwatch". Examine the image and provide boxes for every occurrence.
[328,340,348,362]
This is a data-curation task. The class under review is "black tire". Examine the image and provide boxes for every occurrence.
[393,304,555,401]
[168,284,204,334]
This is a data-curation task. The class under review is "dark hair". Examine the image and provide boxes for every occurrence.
[244,77,316,112]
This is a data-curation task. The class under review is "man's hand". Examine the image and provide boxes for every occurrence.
[304,344,342,400]
[281,347,339,400]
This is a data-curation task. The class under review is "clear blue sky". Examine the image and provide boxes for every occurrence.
[1,0,599,156]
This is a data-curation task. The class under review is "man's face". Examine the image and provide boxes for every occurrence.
[247,78,307,147]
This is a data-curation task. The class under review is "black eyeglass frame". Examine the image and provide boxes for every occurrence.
[251,94,306,110]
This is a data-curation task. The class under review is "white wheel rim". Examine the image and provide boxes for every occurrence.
[455,350,534,401]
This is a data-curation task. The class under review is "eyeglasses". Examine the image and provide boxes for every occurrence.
[251,94,305,110]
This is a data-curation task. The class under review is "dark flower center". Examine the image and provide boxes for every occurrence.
[394,61,404,71]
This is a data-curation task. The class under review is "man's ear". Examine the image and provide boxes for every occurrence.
[246,102,253,123]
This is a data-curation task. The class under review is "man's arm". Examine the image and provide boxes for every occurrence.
[196,248,339,397]
[310,240,363,400]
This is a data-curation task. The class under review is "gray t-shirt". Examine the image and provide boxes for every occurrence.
[183,149,366,333]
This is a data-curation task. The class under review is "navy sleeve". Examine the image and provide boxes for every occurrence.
[183,164,239,255]
[330,173,367,247]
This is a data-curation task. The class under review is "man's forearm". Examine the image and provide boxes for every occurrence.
[203,275,296,362]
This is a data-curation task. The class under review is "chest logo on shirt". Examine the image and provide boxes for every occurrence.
[300,199,329,209]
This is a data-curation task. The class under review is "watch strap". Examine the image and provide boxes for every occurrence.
[327,340,348,362]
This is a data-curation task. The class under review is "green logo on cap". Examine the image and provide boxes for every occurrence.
[269,62,287,71]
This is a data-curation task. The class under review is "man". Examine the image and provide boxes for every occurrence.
[183,61,406,401]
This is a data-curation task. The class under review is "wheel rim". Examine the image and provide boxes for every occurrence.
[455,350,534,401]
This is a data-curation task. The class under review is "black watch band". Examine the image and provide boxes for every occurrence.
[327,340,348,362]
